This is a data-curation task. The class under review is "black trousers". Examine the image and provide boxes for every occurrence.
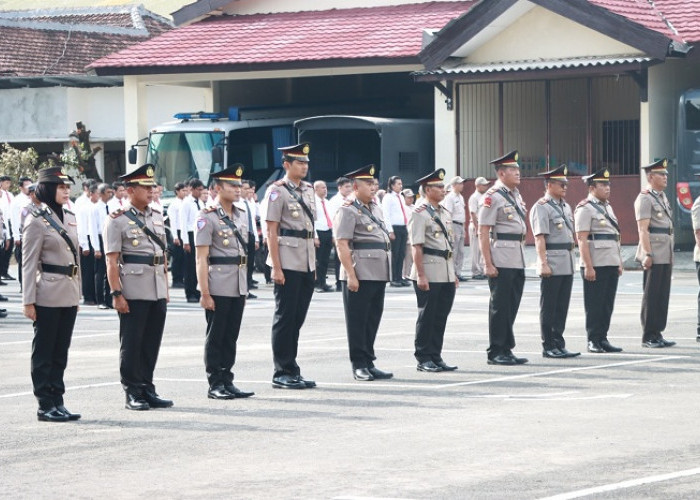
[540,274,573,350]
[271,269,314,377]
[413,281,456,363]
[95,235,111,306]
[0,236,13,275]
[696,262,700,336]
[170,230,184,285]
[32,305,78,410]
[184,231,198,299]
[246,233,256,286]
[641,263,672,341]
[582,266,619,342]
[390,225,407,282]
[487,268,525,358]
[119,299,167,394]
[80,237,96,303]
[342,280,386,369]
[14,242,22,285]
[205,295,246,387]
[315,229,333,286]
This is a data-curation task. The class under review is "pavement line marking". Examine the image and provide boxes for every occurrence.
[334,497,416,500]
[538,466,700,499]
[0,332,116,346]
[0,381,120,399]
[154,378,430,389]
[433,355,686,389]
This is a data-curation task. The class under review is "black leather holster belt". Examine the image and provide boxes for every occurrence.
[279,228,314,239]
[649,227,673,235]
[352,242,390,251]
[452,221,464,226]
[122,254,165,266]
[495,233,526,242]
[41,263,78,277]
[423,247,453,259]
[208,255,247,266]
[545,242,574,250]
[587,234,620,241]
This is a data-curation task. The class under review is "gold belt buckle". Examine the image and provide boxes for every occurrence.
[153,255,163,266]
[239,255,248,267]
[447,250,453,259]
[70,264,79,278]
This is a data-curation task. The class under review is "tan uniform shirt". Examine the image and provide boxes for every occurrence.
[692,196,700,262]
[333,199,391,282]
[103,203,168,301]
[22,204,80,307]
[477,180,527,269]
[194,203,249,297]
[529,194,576,276]
[634,188,673,264]
[574,194,622,268]
[409,201,456,282]
[265,177,316,272]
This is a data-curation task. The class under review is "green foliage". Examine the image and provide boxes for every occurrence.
[0,143,39,193]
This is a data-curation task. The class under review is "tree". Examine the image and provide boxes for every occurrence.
[0,143,39,193]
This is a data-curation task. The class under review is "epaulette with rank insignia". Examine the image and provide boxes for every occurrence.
[342,199,354,207]
[110,208,125,219]
[31,207,45,218]
[576,199,589,208]
[414,205,427,213]
[203,206,217,213]
[486,187,498,195]
[537,198,547,205]
[641,189,650,195]
[273,179,285,187]
[301,180,312,188]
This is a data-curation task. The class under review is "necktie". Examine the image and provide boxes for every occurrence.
[397,192,407,225]
[321,199,332,229]
[195,198,200,209]
[105,204,109,215]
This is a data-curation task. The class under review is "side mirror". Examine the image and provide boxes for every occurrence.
[211,146,223,165]
[128,147,137,165]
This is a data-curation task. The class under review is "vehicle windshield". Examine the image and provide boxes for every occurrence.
[147,131,225,195]
[685,98,700,131]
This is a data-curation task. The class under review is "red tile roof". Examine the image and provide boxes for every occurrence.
[90,2,476,73]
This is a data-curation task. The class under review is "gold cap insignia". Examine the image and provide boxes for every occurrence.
[146,166,154,177]
[369,166,375,175]
[603,170,610,178]
[236,166,243,176]
[563,166,568,176]
[302,145,310,154]
[514,152,519,161]
[438,171,445,180]
[663,159,668,167]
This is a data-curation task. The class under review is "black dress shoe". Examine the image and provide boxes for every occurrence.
[368,367,394,379]
[600,340,623,352]
[56,405,81,421]
[297,375,316,388]
[587,341,605,353]
[208,386,236,400]
[435,360,458,371]
[125,393,150,411]
[389,281,403,287]
[0,280,7,286]
[82,300,96,306]
[457,276,469,282]
[401,279,411,286]
[417,360,443,372]
[251,279,259,285]
[0,309,7,318]
[335,283,342,292]
[659,337,676,347]
[353,368,374,381]
[487,354,516,365]
[0,294,8,301]
[2,274,15,280]
[98,303,110,309]
[249,283,258,290]
[507,352,528,364]
[225,384,255,398]
[272,374,306,389]
[247,293,257,299]
[543,347,567,358]
[559,348,581,358]
[144,390,173,408]
[37,407,69,422]
[472,274,487,280]
[642,339,665,348]
[187,297,199,303]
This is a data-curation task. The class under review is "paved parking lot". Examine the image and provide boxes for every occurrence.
[1,266,699,499]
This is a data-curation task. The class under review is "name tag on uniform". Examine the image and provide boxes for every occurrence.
[153,221,163,226]
[68,222,77,226]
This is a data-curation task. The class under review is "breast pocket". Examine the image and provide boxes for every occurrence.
[651,204,666,220]
[592,239,616,249]
[355,249,383,259]
[278,236,299,248]
[121,264,146,276]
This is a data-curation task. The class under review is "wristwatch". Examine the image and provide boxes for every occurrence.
[645,253,654,258]
[111,290,123,297]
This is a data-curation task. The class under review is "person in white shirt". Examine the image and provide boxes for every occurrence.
[10,176,32,286]
[149,183,164,211]
[90,183,115,308]
[328,177,353,291]
[237,178,260,299]
[0,175,15,281]
[168,182,188,288]
[76,182,99,304]
[313,180,334,292]
[468,177,491,279]
[443,176,468,281]
[401,188,416,280]
[381,176,409,287]
[180,178,205,302]
[107,181,127,212]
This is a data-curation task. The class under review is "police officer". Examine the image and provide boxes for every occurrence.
[334,164,393,381]
[23,166,81,422]
[409,168,459,373]
[529,165,580,359]
[195,165,255,399]
[265,143,317,389]
[634,158,676,348]
[478,150,529,366]
[104,164,173,410]
[574,168,623,353]
[692,175,700,342]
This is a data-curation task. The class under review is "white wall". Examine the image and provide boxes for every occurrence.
[434,86,456,178]
[223,0,459,15]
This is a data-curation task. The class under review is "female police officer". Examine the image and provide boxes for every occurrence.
[23,166,81,422]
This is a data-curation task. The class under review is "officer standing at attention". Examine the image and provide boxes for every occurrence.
[104,164,173,411]
[478,150,529,366]
[634,158,676,348]
[529,165,580,359]
[195,165,255,400]
[23,166,81,422]
[443,176,468,281]
[409,168,459,373]
[265,143,317,390]
[334,164,393,381]
[574,168,623,353]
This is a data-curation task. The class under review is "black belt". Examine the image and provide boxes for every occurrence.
[545,242,574,250]
[494,233,526,242]
[452,221,464,226]
[41,263,78,277]
[208,255,247,266]
[423,247,453,259]
[352,242,390,251]
[279,228,314,239]
[587,233,620,241]
[122,254,165,266]
[649,227,673,235]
